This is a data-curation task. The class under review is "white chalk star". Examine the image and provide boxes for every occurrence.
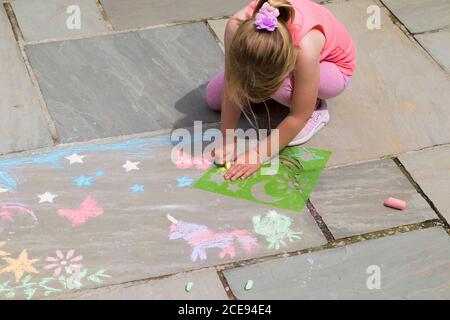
[122,160,140,172]
[38,192,58,203]
[65,153,85,164]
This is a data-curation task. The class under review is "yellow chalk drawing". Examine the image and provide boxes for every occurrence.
[1,249,39,282]
[0,242,9,258]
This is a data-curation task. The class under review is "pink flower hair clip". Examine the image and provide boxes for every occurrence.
[255,2,280,32]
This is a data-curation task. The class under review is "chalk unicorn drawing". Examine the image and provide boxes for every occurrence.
[167,215,257,262]
[0,202,38,233]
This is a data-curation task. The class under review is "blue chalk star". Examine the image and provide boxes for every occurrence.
[72,175,93,188]
[95,170,105,177]
[177,176,193,187]
[130,184,144,193]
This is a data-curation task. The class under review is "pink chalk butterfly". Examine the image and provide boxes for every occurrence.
[57,196,103,226]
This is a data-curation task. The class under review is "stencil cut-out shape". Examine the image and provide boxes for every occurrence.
[37,192,58,204]
[177,176,193,187]
[65,153,85,164]
[167,215,257,262]
[252,210,302,250]
[57,196,103,226]
[0,202,38,233]
[209,170,226,186]
[122,160,140,172]
[44,250,83,276]
[130,184,144,193]
[194,146,331,212]
[72,175,93,188]
[297,149,324,161]
[0,249,39,282]
[227,183,241,192]
[251,181,285,203]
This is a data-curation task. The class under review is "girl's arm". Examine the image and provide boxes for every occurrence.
[216,11,248,164]
[225,29,325,180]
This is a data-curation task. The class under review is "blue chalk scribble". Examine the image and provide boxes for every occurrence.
[73,175,94,188]
[95,170,105,177]
[130,184,144,193]
[177,176,193,187]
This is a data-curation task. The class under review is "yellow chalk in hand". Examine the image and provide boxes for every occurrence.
[225,162,231,170]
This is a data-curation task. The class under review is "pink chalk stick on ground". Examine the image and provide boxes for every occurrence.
[384,197,407,210]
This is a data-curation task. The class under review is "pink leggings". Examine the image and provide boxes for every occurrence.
[206,61,351,110]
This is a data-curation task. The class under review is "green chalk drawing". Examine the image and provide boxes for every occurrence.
[253,211,302,250]
[0,268,111,300]
[194,146,331,212]
[245,280,254,291]
[185,281,194,292]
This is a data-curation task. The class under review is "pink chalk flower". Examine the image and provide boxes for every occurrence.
[44,249,83,276]
[255,2,280,31]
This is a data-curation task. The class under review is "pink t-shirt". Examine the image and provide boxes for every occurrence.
[245,0,356,76]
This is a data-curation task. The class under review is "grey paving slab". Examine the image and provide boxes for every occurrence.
[303,0,450,167]
[0,133,326,300]
[25,23,223,143]
[310,159,437,239]
[382,0,450,33]
[11,0,109,42]
[416,29,450,73]
[224,227,450,299]
[52,269,228,300]
[101,0,249,30]
[208,19,227,47]
[0,7,53,156]
[399,145,450,223]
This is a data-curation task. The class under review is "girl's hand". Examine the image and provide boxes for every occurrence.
[225,149,261,180]
[213,143,236,166]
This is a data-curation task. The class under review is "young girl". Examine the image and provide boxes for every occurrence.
[207,0,356,180]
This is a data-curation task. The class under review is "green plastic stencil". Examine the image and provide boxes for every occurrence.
[193,146,331,212]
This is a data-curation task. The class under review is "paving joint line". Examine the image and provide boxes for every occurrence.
[47,219,441,299]
[46,266,221,299]
[413,26,450,36]
[22,15,232,46]
[215,219,441,272]
[0,121,223,159]
[3,2,60,145]
[325,142,450,170]
[306,200,335,242]
[393,157,450,232]
[95,0,113,31]
[204,20,224,51]
[216,269,237,300]
[377,0,450,76]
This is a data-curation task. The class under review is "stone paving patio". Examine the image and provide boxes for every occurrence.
[0,0,450,300]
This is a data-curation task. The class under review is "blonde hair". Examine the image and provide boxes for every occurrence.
[225,0,296,129]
